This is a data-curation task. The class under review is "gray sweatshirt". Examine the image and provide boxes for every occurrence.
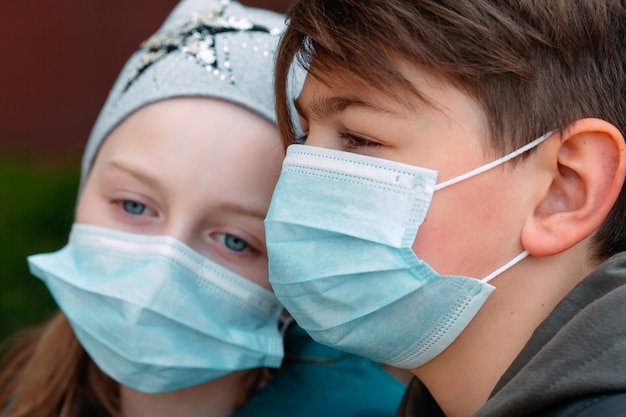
[396,252,626,417]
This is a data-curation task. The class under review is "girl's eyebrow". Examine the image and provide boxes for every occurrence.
[107,159,162,190]
[107,160,267,220]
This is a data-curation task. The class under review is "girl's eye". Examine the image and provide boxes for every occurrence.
[121,200,150,216]
[215,233,251,253]
[339,132,382,150]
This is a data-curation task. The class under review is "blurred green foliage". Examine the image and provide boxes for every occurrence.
[0,155,80,343]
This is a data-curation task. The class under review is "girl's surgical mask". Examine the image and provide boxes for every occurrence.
[29,224,285,393]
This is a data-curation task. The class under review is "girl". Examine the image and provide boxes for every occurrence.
[0,1,405,416]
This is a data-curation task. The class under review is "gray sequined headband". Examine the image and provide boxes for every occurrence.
[79,0,285,191]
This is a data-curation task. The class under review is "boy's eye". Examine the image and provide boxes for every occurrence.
[339,132,382,150]
[122,200,149,215]
[215,233,251,252]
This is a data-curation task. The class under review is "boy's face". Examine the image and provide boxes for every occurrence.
[77,97,284,289]
[295,64,535,281]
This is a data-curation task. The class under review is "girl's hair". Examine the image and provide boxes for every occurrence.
[0,312,272,417]
[275,0,626,260]
[0,312,119,417]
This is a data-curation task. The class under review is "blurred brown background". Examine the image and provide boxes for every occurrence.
[0,0,292,157]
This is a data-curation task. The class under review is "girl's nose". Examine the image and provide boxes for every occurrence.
[161,223,197,250]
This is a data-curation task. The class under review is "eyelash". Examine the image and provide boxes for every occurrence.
[115,199,157,219]
[214,233,256,254]
[110,197,262,260]
[338,132,382,150]
[121,200,147,215]
[295,132,382,149]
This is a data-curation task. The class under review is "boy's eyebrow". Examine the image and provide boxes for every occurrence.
[294,95,398,120]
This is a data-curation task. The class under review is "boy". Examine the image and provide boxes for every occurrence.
[264,1,626,416]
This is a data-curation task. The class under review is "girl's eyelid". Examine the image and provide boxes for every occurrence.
[213,233,254,256]
[109,191,161,218]
[210,227,265,254]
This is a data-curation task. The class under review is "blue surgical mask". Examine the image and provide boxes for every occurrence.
[264,133,551,369]
[28,223,285,393]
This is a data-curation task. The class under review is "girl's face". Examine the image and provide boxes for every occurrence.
[76,97,283,290]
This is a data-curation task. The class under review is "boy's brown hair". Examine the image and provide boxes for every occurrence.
[274,0,626,260]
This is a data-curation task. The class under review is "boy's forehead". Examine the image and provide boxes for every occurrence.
[295,63,451,118]
[296,73,398,119]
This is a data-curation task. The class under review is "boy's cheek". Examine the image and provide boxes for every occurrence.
[412,170,528,278]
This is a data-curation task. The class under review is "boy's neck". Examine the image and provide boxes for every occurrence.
[412,245,596,417]
[119,370,254,417]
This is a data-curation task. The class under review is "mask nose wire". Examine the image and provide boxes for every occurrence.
[433,131,555,191]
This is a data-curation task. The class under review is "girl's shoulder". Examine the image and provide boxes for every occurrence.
[232,325,406,417]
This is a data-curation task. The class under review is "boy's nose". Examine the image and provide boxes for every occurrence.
[303,129,342,150]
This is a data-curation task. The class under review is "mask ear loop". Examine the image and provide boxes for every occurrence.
[481,250,529,283]
[434,132,555,283]
[434,131,555,191]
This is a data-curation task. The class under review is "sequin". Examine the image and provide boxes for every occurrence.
[122,0,280,91]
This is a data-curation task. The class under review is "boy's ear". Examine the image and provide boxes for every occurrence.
[521,118,626,256]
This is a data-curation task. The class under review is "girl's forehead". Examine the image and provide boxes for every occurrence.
[100,98,277,158]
